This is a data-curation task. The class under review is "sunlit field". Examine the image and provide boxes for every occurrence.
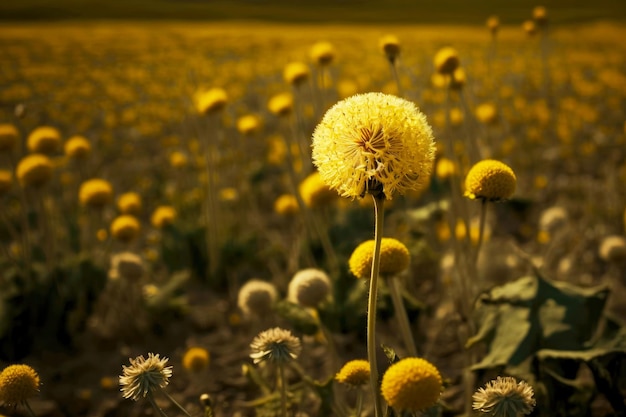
[0,15,625,417]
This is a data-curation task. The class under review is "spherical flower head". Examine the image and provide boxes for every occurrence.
[472,376,536,416]
[237,279,279,317]
[119,353,172,401]
[0,123,19,152]
[599,235,626,263]
[16,154,54,188]
[464,159,516,201]
[283,62,311,86]
[117,192,142,215]
[434,47,460,75]
[250,327,302,365]
[182,347,210,373]
[288,268,331,308]
[268,93,294,117]
[379,34,401,63]
[381,357,442,412]
[0,170,13,195]
[110,215,141,243]
[27,126,61,154]
[475,103,499,125]
[310,41,336,66]
[449,67,466,90]
[169,151,188,168]
[64,135,91,159]
[299,171,336,208]
[151,206,177,229]
[79,179,114,208]
[487,16,500,35]
[436,157,458,180]
[349,237,410,279]
[236,114,262,135]
[0,364,40,406]
[312,92,435,200]
[196,88,228,114]
[533,6,548,25]
[335,360,370,388]
[274,194,299,216]
[109,252,144,280]
[523,20,537,36]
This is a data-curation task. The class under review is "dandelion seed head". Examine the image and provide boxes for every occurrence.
[288,268,331,308]
[472,376,536,416]
[250,327,301,365]
[119,353,172,401]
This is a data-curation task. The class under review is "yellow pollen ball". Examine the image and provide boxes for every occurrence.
[335,360,370,387]
[16,154,54,188]
[151,206,177,229]
[110,215,141,242]
[0,124,19,152]
[349,238,410,279]
[268,93,294,117]
[283,62,311,86]
[236,115,262,135]
[464,159,517,201]
[0,364,40,406]
[196,88,228,114]
[79,179,114,208]
[182,347,210,373]
[0,170,13,195]
[310,41,336,66]
[64,135,91,159]
[117,192,142,215]
[299,172,336,208]
[434,47,460,75]
[381,357,442,412]
[274,194,299,216]
[27,126,61,154]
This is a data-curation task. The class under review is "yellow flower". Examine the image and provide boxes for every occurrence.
[79,179,114,208]
[64,135,91,159]
[236,114,262,135]
[0,123,19,152]
[434,47,460,75]
[522,20,537,36]
[533,6,548,25]
[219,187,238,202]
[169,151,188,168]
[283,62,310,86]
[349,237,410,279]
[312,92,435,200]
[335,359,370,388]
[110,215,141,242]
[274,194,299,216]
[0,364,40,406]
[268,93,294,117]
[435,157,457,180]
[486,15,500,35]
[151,206,177,228]
[464,159,516,201]
[475,103,498,125]
[310,41,336,66]
[27,126,62,154]
[0,170,13,195]
[196,88,228,114]
[117,192,142,215]
[381,357,442,412]
[449,67,466,90]
[379,34,401,62]
[299,172,336,208]
[182,347,210,373]
[16,154,54,188]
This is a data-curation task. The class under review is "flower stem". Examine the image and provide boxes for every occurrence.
[160,388,193,417]
[279,363,288,417]
[388,276,417,357]
[367,194,385,417]
[355,389,364,417]
[473,199,488,265]
[147,392,170,417]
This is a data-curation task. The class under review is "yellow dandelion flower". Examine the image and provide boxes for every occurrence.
[283,62,310,86]
[0,123,19,153]
[117,192,142,215]
[274,194,299,216]
[0,364,40,406]
[349,238,410,279]
[522,20,537,36]
[312,92,435,200]
[16,154,54,188]
[268,93,294,117]
[182,347,210,373]
[335,359,370,388]
[110,215,141,243]
[310,41,336,66]
[435,157,457,180]
[27,126,61,154]
[434,47,460,75]
[475,103,498,125]
[381,357,442,412]
[236,114,262,135]
[379,34,401,63]
[487,16,500,35]
[449,67,466,90]
[533,6,548,26]
[169,151,188,168]
[151,206,177,229]
[464,159,516,201]
[79,179,114,208]
[196,88,228,114]
[299,171,336,208]
[0,170,13,195]
[64,135,91,160]
[219,187,238,202]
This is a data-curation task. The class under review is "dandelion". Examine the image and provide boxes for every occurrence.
[151,206,177,229]
[182,347,210,373]
[464,159,516,202]
[475,103,499,125]
[533,6,548,27]
[196,88,228,114]
[599,235,626,263]
[0,364,40,407]
[312,92,435,200]
[522,20,537,37]
[237,279,279,318]
[336,360,370,417]
[16,154,54,188]
[283,62,310,86]
[79,179,114,208]
[274,194,299,216]
[381,357,442,412]
[27,126,61,154]
[64,135,91,160]
[0,123,19,153]
[168,151,188,168]
[487,16,500,37]
[434,47,460,75]
[472,376,536,416]
[287,268,331,308]
[119,353,172,401]
[236,114,262,135]
[349,238,410,279]
[309,41,335,66]
[268,92,294,117]
[379,34,401,63]
[298,171,336,208]
[0,170,12,195]
[110,214,141,243]
[117,192,142,215]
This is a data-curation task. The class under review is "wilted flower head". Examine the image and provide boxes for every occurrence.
[312,92,435,200]
[0,364,40,406]
[464,159,516,201]
[250,327,301,365]
[288,268,331,308]
[381,357,443,412]
[119,353,172,401]
[472,376,536,416]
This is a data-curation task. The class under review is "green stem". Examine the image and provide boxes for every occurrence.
[367,194,385,417]
[147,392,170,417]
[160,388,193,417]
[279,363,288,417]
[387,276,417,357]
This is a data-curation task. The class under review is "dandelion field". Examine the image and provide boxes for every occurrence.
[1,13,626,417]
